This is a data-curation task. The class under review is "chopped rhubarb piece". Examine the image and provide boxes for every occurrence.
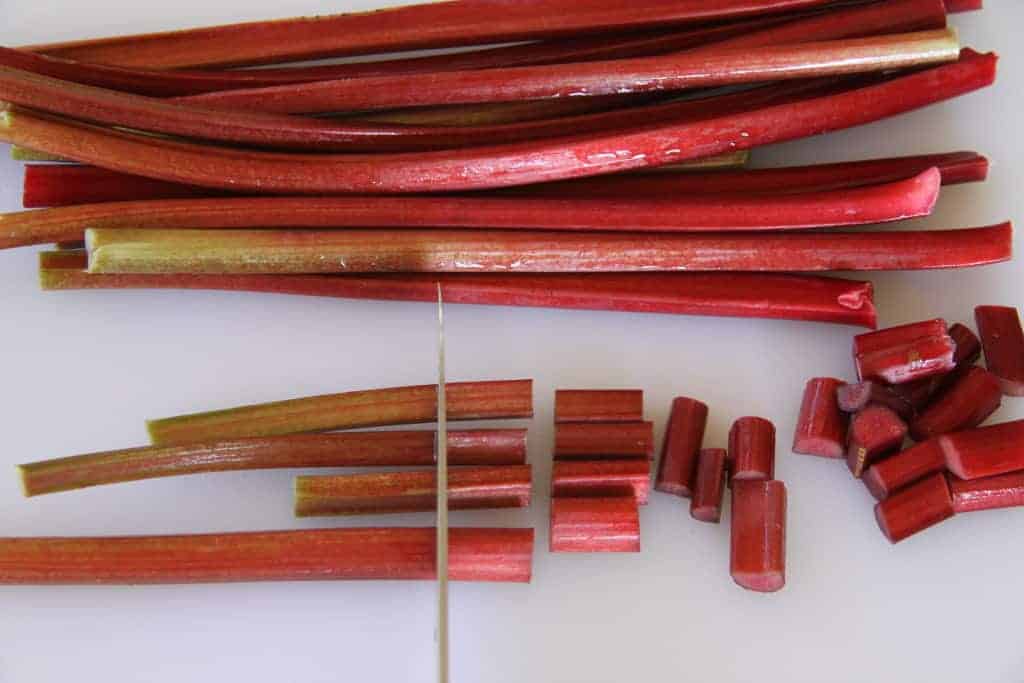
[863,439,945,501]
[837,381,914,419]
[691,449,728,523]
[975,306,1024,396]
[729,416,775,481]
[889,322,983,410]
[730,479,786,592]
[854,319,948,356]
[874,472,953,543]
[945,0,982,11]
[846,405,907,478]
[554,422,654,460]
[554,390,643,424]
[853,319,956,384]
[655,397,709,497]
[792,377,847,458]
[947,471,1024,513]
[549,497,640,553]
[941,419,1024,480]
[909,366,1002,441]
[551,459,651,504]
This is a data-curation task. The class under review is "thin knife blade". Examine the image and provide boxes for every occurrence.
[436,284,449,683]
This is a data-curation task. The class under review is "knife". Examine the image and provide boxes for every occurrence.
[436,284,449,683]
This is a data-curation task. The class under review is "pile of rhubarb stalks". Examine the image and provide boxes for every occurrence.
[0,0,1010,328]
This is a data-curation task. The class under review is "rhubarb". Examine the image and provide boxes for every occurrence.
[837,381,914,419]
[17,429,527,497]
[792,377,847,458]
[891,322,983,409]
[551,459,651,504]
[874,472,953,543]
[730,479,786,592]
[854,318,957,384]
[146,379,532,445]
[945,0,982,11]
[691,449,728,523]
[974,305,1024,396]
[729,416,776,481]
[293,466,532,516]
[655,397,708,497]
[863,439,946,501]
[908,366,1001,441]
[846,405,908,478]
[554,390,643,424]
[940,419,1024,480]
[554,422,654,460]
[549,497,641,553]
[947,470,1024,513]
[23,165,220,209]
[0,527,534,583]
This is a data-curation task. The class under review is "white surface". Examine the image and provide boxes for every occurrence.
[0,2,1022,682]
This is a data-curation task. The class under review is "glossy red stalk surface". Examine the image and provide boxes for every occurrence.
[974,305,1024,396]
[691,449,728,523]
[655,397,709,497]
[731,479,786,592]
[846,405,908,478]
[549,496,641,553]
[891,322,983,409]
[554,422,654,460]
[940,419,1024,480]
[909,366,1002,441]
[551,459,651,504]
[874,472,953,543]
[729,416,775,481]
[837,381,914,420]
[947,470,1024,513]
[792,377,847,458]
[863,438,946,501]
[554,390,644,424]
[854,318,957,385]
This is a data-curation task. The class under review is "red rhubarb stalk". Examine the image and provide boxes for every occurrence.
[39,252,879,328]
[691,449,728,523]
[23,165,221,209]
[0,527,534,584]
[17,429,527,497]
[863,438,946,501]
[854,318,957,385]
[655,397,709,497]
[293,466,532,516]
[731,479,786,592]
[944,0,982,12]
[549,497,641,553]
[145,379,533,446]
[908,366,1002,441]
[551,459,651,504]
[974,305,1024,396]
[554,390,644,424]
[0,51,997,194]
[890,322,983,409]
[553,422,654,460]
[874,472,953,543]
[729,417,776,481]
[947,470,1024,513]
[837,381,914,420]
[940,419,1024,480]
[846,405,908,478]
[792,377,847,458]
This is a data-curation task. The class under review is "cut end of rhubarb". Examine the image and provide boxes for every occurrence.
[732,569,785,593]
[15,465,34,498]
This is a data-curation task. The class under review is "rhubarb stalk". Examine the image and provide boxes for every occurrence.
[974,305,1024,396]
[846,405,908,478]
[549,497,641,553]
[940,419,1024,480]
[655,397,709,497]
[553,422,654,460]
[947,470,1024,513]
[908,366,1002,441]
[863,439,946,501]
[729,417,776,481]
[554,390,644,424]
[874,472,953,543]
[792,377,847,458]
[691,449,728,523]
[551,459,651,504]
[731,479,786,592]
[853,318,957,384]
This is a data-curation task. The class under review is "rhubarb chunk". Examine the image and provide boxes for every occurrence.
[890,322,982,410]
[730,480,786,592]
[553,422,653,459]
[554,389,643,423]
[846,405,907,478]
[549,497,640,553]
[941,419,1024,480]
[908,366,1002,441]
[551,459,650,504]
[655,397,708,497]
[874,472,953,543]
[837,381,914,419]
[853,319,956,385]
[975,305,1024,396]
[947,471,1024,513]
[863,439,945,501]
[690,449,728,523]
[729,417,775,481]
[792,377,847,458]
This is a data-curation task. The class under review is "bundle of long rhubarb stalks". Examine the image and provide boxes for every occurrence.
[0,0,1009,328]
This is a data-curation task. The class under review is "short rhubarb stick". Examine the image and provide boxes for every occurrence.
[0,527,534,584]
[23,165,221,209]
[874,472,953,543]
[729,417,775,481]
[792,377,847,458]
[863,439,945,501]
[947,471,1024,513]
[853,318,957,384]
[554,390,643,424]
[891,322,984,409]
[908,366,1002,441]
[846,405,907,478]
[551,460,651,504]
[731,480,786,592]
[654,397,709,497]
[691,449,728,523]
[17,429,527,497]
[146,379,533,445]
[554,422,654,460]
[294,466,531,516]
[945,0,982,11]
[941,419,1024,480]
[837,381,914,419]
[974,306,1024,396]
[549,497,640,553]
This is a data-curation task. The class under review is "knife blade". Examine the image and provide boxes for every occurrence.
[436,283,449,683]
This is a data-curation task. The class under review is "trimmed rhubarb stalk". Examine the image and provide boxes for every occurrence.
[874,472,953,543]
[837,381,914,419]
[863,438,946,501]
[82,224,1012,275]
[909,366,1002,441]
[691,449,728,523]
[554,422,654,460]
[178,30,960,114]
[854,318,957,384]
[945,0,982,11]
[549,497,640,553]
[146,379,532,446]
[23,165,221,209]
[947,470,1024,513]
[846,405,907,478]
[730,479,786,592]
[655,397,708,497]
[551,459,651,504]
[729,417,776,481]
[0,51,997,194]
[294,466,531,516]
[891,322,983,409]
[554,390,643,424]
[0,171,942,251]
[940,419,1024,480]
[975,306,1024,396]
[39,252,879,328]
[0,527,534,584]
[17,429,527,497]
[793,377,847,458]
